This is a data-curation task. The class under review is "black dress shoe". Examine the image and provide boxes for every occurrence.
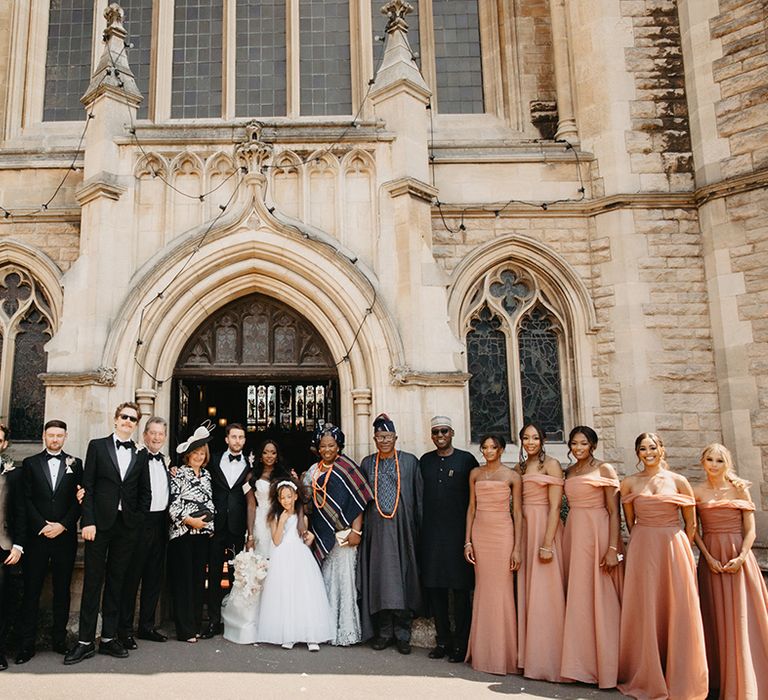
[396,640,412,655]
[0,654,7,671]
[198,623,222,640]
[428,645,447,659]
[52,640,69,655]
[119,635,138,650]
[370,636,394,650]
[64,642,96,665]
[448,649,466,663]
[15,648,35,665]
[98,639,129,658]
[137,629,167,642]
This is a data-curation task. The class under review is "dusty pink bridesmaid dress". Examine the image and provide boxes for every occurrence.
[517,473,566,682]
[618,492,708,700]
[560,473,623,688]
[465,480,518,675]
[697,499,768,700]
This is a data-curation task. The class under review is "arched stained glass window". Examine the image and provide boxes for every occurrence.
[467,305,510,442]
[464,264,570,445]
[0,268,54,440]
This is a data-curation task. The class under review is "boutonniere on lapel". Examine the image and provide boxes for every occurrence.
[163,454,171,469]
[65,456,76,474]
[0,456,14,473]
[247,452,255,468]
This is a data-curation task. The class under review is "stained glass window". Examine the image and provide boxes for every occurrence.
[465,265,569,445]
[43,0,94,121]
[518,306,564,441]
[0,268,54,440]
[467,305,510,443]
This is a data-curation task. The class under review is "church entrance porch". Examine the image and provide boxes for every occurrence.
[170,292,339,472]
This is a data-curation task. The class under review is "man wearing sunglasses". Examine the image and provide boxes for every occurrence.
[419,416,478,663]
[65,402,151,665]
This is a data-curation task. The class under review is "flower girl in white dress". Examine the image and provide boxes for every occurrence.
[257,478,333,650]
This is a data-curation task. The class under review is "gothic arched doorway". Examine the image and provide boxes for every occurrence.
[172,293,339,471]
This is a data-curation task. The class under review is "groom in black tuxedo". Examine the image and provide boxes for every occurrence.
[64,403,151,665]
[16,420,83,664]
[203,422,249,638]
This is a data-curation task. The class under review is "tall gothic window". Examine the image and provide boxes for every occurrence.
[0,268,54,440]
[465,266,569,444]
[43,0,95,121]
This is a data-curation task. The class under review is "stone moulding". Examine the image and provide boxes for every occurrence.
[75,172,127,205]
[40,366,117,387]
[383,177,438,203]
[389,365,471,387]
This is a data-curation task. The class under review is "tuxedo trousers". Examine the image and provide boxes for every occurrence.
[21,532,78,648]
[0,549,22,652]
[168,533,210,640]
[206,530,243,625]
[78,513,138,642]
[425,587,472,653]
[119,511,168,636]
[374,609,413,642]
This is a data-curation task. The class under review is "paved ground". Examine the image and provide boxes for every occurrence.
[1,636,626,700]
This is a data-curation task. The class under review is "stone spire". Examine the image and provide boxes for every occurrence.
[81,3,142,108]
[372,0,429,94]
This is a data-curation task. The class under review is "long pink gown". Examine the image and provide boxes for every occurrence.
[697,499,768,700]
[517,473,566,682]
[561,473,623,688]
[618,492,708,700]
[465,480,518,675]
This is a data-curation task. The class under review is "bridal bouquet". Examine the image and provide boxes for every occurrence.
[230,550,269,601]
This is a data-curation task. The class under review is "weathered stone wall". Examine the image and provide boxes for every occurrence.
[516,0,557,127]
[622,0,695,191]
[710,0,768,176]
[1,220,80,271]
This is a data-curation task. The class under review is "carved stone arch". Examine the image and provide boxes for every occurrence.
[341,148,375,174]
[205,152,238,217]
[271,150,302,219]
[272,149,302,172]
[170,151,205,177]
[306,151,339,235]
[135,151,168,179]
[306,150,339,173]
[0,240,62,327]
[206,151,236,177]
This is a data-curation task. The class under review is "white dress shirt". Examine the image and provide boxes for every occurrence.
[47,452,62,486]
[219,451,245,489]
[148,453,170,512]
[114,435,133,511]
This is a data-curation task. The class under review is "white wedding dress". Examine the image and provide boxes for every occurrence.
[257,514,333,646]
[222,479,272,644]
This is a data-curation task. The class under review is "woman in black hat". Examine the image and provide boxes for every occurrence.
[168,424,215,642]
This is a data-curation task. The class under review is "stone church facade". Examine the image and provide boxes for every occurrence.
[0,1,765,531]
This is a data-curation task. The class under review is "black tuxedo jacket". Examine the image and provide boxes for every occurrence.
[23,450,83,535]
[208,452,250,538]
[0,461,26,550]
[81,436,151,530]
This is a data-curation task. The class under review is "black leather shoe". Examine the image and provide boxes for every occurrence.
[396,640,412,655]
[52,638,69,655]
[370,636,394,651]
[119,635,138,650]
[198,623,222,640]
[428,645,447,659]
[0,654,7,671]
[64,642,96,665]
[448,648,466,663]
[137,629,167,642]
[15,648,35,665]
[98,639,129,658]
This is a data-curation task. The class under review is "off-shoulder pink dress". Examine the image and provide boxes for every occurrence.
[697,499,768,700]
[561,473,623,688]
[465,480,518,675]
[517,473,566,682]
[618,492,708,700]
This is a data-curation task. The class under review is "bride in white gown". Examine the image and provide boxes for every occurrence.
[223,440,289,644]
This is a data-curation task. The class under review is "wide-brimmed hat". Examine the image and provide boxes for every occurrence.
[176,421,214,455]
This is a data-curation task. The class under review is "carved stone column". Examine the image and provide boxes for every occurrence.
[550,0,578,142]
[135,388,158,434]
[351,387,373,462]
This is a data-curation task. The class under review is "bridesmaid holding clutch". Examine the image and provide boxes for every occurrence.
[694,443,768,700]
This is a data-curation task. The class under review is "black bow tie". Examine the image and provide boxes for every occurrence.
[46,452,63,461]
[228,453,242,462]
[149,453,164,462]
[116,440,134,450]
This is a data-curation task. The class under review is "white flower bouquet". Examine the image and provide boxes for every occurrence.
[230,550,269,601]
